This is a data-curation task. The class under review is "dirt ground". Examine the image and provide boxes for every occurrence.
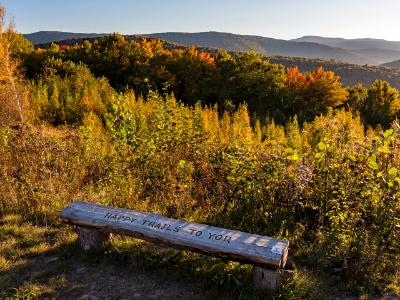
[15,256,207,300]
[2,215,398,300]
[0,215,212,300]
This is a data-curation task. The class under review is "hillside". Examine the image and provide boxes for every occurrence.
[292,36,400,65]
[269,56,400,90]
[24,31,107,44]
[292,36,400,51]
[25,30,394,65]
[147,31,375,65]
[3,8,400,298]
[381,59,400,69]
[34,34,400,90]
[35,34,182,50]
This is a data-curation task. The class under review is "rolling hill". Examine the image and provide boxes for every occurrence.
[381,59,400,69]
[292,36,400,64]
[268,56,400,90]
[25,31,400,90]
[292,36,400,51]
[147,31,375,65]
[25,31,400,66]
[24,31,107,44]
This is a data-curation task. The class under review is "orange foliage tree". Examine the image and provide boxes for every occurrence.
[286,66,349,122]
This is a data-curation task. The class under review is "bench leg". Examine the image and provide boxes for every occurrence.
[253,267,293,290]
[77,226,110,252]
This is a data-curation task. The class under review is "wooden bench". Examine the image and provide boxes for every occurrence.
[60,200,292,290]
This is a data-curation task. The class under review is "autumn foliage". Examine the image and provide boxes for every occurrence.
[1,5,400,296]
[0,7,26,124]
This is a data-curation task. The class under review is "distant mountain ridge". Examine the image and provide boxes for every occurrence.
[292,36,400,65]
[292,36,400,51]
[381,59,400,69]
[24,31,107,44]
[24,31,400,66]
[147,31,374,65]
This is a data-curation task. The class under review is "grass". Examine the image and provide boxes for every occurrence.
[0,214,375,300]
[0,214,260,299]
[0,215,76,299]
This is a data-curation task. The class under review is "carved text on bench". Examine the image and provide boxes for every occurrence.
[104,212,232,243]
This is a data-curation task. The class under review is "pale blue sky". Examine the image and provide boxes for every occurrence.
[2,0,400,40]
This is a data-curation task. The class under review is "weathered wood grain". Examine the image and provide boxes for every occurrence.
[77,226,111,252]
[60,201,289,269]
[253,267,294,290]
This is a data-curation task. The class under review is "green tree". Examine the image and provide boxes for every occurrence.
[31,59,116,125]
[346,83,368,113]
[362,80,400,127]
[286,115,302,149]
[217,51,287,121]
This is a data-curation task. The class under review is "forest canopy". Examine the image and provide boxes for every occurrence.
[20,33,400,127]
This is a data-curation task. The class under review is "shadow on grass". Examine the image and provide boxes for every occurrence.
[0,215,89,299]
[0,214,331,300]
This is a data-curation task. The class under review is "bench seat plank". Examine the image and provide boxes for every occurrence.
[60,201,289,269]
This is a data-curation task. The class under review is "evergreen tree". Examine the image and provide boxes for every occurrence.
[346,83,368,113]
[362,80,400,127]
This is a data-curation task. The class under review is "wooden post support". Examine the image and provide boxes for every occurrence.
[77,226,110,252]
[253,267,293,290]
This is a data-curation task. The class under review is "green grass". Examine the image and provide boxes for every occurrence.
[0,215,76,299]
[0,214,376,300]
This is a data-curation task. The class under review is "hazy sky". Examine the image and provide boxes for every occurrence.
[2,0,400,40]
